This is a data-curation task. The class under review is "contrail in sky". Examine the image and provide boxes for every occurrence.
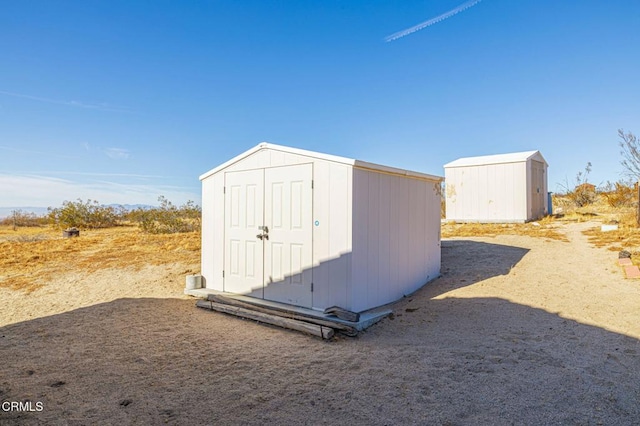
[385,0,482,42]
[0,90,133,113]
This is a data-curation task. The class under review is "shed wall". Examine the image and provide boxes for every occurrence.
[200,172,223,290]
[445,162,528,222]
[351,168,441,312]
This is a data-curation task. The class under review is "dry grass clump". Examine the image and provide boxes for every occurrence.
[601,182,637,208]
[0,275,44,294]
[582,222,640,249]
[553,190,640,249]
[552,195,613,223]
[582,227,640,268]
[0,225,58,242]
[570,192,640,254]
[553,187,637,218]
[0,225,200,294]
[442,216,568,242]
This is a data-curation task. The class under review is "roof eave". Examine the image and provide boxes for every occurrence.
[201,142,443,182]
[444,150,547,168]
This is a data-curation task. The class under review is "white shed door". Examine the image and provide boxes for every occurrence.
[224,164,313,307]
[264,164,313,308]
[224,169,265,297]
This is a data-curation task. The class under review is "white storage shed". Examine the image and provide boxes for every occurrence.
[444,150,548,223]
[200,143,443,313]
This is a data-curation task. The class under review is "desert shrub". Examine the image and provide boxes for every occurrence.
[559,162,596,207]
[133,196,201,234]
[48,199,122,229]
[556,186,596,209]
[569,184,597,207]
[600,181,637,208]
[0,210,47,229]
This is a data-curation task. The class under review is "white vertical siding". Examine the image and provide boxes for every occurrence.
[351,169,441,312]
[503,164,515,219]
[407,178,423,296]
[351,168,369,311]
[377,174,392,305]
[445,162,529,223]
[525,160,533,220]
[310,161,352,311]
[514,162,528,221]
[396,173,410,303]
[329,164,352,309]
[200,178,214,288]
[311,160,330,308]
[201,172,225,290]
[366,172,380,310]
[388,174,401,308]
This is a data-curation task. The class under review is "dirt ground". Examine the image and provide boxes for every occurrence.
[1,221,639,425]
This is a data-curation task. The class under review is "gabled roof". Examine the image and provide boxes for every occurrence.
[200,142,443,182]
[443,150,547,168]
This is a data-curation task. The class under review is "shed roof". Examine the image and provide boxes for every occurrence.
[200,142,443,182]
[443,150,547,168]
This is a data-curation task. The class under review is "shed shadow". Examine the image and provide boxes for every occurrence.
[429,239,531,295]
[247,251,353,311]
[1,290,639,424]
[218,239,530,313]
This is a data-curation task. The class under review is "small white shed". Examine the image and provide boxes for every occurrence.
[200,143,443,313]
[444,151,548,223]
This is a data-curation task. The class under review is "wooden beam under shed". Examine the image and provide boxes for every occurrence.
[207,294,358,336]
[196,300,335,340]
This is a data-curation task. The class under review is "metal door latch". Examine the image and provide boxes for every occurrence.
[257,226,269,240]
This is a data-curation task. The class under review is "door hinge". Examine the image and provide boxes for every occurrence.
[311,282,314,292]
[223,186,226,194]
[222,270,225,278]
[311,180,314,189]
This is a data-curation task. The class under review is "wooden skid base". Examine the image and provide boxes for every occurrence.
[207,294,358,336]
[196,300,335,340]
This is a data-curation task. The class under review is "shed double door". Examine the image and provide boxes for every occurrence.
[224,164,313,308]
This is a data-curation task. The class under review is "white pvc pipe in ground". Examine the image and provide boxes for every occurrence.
[185,275,202,290]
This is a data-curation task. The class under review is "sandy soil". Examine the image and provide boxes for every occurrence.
[1,221,639,425]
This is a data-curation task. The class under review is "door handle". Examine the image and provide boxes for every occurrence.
[257,225,269,241]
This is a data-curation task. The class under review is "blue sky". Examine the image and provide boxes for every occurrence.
[1,0,639,212]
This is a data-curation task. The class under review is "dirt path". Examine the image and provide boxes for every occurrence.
[437,221,640,339]
[1,222,639,425]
